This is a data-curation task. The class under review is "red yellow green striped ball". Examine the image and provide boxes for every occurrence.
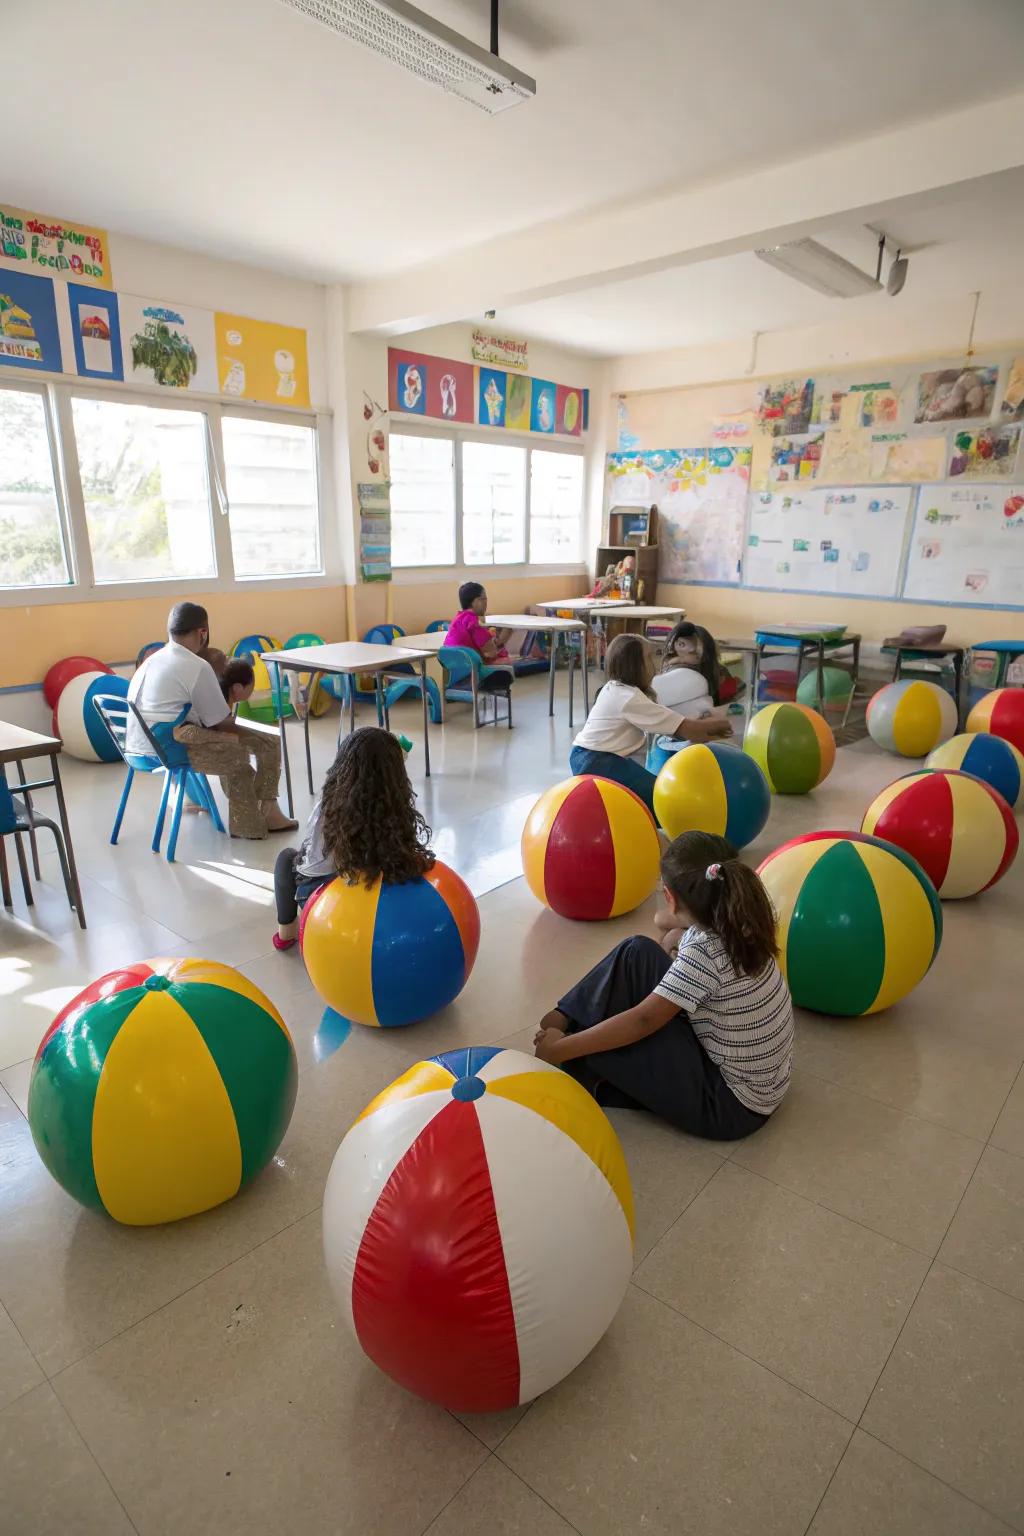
[743,703,836,794]
[653,742,770,848]
[522,776,660,920]
[28,958,297,1225]
[862,769,1018,899]
[967,688,1024,756]
[757,831,942,1016]
[866,679,957,757]
[927,732,1024,812]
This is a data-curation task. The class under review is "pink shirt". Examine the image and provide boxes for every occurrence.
[447,609,509,659]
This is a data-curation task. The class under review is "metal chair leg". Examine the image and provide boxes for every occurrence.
[0,841,11,908]
[41,820,76,914]
[14,760,41,879]
[13,833,32,906]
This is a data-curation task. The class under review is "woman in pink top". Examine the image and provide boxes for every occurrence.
[448,583,515,693]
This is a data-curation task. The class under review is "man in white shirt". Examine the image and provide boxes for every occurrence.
[127,602,296,840]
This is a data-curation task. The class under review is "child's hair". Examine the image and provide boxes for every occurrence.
[605,633,655,697]
[662,621,721,705]
[661,831,777,975]
[202,645,228,678]
[320,726,435,887]
[459,580,485,610]
[219,658,253,700]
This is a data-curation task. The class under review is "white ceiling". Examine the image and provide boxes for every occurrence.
[7,0,1024,283]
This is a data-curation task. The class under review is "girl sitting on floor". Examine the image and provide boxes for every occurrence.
[272,727,435,950]
[569,633,730,815]
[534,831,793,1141]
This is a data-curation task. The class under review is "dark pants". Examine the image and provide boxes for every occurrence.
[274,845,332,926]
[556,935,768,1140]
[569,745,658,817]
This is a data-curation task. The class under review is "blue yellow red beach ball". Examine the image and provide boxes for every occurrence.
[967,688,1024,756]
[862,769,1018,899]
[744,702,835,794]
[927,732,1024,812]
[27,958,297,1225]
[300,862,480,1028]
[653,742,770,848]
[322,1046,633,1413]
[866,679,957,757]
[522,776,661,920]
[757,830,942,1016]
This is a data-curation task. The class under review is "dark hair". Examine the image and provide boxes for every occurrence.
[202,645,228,678]
[168,601,209,638]
[459,580,485,610]
[320,727,434,887]
[220,658,254,700]
[661,831,777,976]
[605,632,654,697]
[662,621,721,705]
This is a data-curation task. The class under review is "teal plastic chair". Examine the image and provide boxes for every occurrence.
[364,623,442,724]
[426,619,449,633]
[438,645,512,729]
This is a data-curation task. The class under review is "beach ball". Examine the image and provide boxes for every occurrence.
[866,679,957,757]
[522,776,660,920]
[968,688,1024,755]
[42,655,112,709]
[27,958,297,1225]
[55,671,129,762]
[300,861,480,1028]
[322,1046,633,1413]
[231,632,293,723]
[757,830,942,1015]
[862,769,1018,899]
[653,742,770,849]
[796,665,853,714]
[927,732,1024,813]
[744,703,835,794]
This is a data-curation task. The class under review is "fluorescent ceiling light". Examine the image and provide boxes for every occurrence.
[754,238,882,298]
[276,0,537,113]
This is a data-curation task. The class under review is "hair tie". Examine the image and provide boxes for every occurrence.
[705,863,722,881]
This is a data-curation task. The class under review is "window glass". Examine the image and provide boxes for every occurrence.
[530,450,584,563]
[221,416,321,578]
[0,388,70,589]
[389,433,456,567]
[462,441,526,565]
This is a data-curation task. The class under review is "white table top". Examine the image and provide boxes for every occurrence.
[537,596,633,612]
[609,605,685,620]
[263,642,432,673]
[486,613,586,631]
[0,720,61,764]
[397,631,448,651]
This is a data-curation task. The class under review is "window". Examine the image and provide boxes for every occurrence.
[390,433,456,567]
[221,415,321,578]
[462,441,526,565]
[530,450,584,563]
[70,397,215,584]
[0,387,70,589]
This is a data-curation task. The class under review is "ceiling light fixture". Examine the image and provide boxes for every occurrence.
[275,0,536,113]
[754,238,882,299]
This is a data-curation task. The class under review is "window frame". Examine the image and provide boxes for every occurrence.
[0,377,76,592]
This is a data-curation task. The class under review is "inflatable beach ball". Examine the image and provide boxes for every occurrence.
[55,671,129,762]
[653,742,770,849]
[300,862,480,1028]
[927,732,1024,812]
[967,688,1024,755]
[862,769,1018,899]
[757,830,942,1016]
[522,775,660,920]
[866,679,957,757]
[28,958,297,1225]
[322,1046,633,1413]
[796,665,853,714]
[43,655,112,710]
[744,702,835,794]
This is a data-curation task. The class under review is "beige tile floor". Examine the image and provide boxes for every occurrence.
[2,674,1023,1536]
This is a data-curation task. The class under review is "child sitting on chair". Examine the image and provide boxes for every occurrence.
[447,581,515,694]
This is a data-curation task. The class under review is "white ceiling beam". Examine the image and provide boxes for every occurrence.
[347,88,1024,334]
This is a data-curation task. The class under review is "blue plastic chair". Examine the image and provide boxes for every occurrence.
[438,645,513,729]
[135,639,164,669]
[93,696,225,864]
[426,619,449,633]
[364,624,442,725]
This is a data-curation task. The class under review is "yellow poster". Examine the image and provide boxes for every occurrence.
[0,204,112,288]
[506,372,531,430]
[214,312,310,409]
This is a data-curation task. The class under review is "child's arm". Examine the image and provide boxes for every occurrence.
[536,993,679,1064]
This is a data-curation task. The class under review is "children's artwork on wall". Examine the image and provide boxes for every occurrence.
[869,433,947,482]
[605,447,749,584]
[617,396,641,451]
[358,481,391,582]
[758,378,814,436]
[388,349,473,422]
[769,433,824,484]
[915,364,998,423]
[1001,357,1024,419]
[0,203,112,289]
[904,483,1024,607]
[818,428,872,485]
[506,373,531,430]
[710,412,754,441]
[0,270,62,371]
[120,294,217,392]
[395,359,426,413]
[530,378,556,434]
[856,385,900,430]
[214,313,310,409]
[949,424,1022,480]
[556,384,582,437]
[479,367,507,428]
[745,485,910,597]
[812,388,847,427]
[68,283,122,380]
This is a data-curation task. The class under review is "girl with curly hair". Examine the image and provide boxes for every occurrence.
[272,727,434,950]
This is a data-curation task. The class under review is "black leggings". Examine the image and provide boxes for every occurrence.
[556,935,768,1141]
[274,845,332,925]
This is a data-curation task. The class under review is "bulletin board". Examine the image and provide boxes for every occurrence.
[903,483,1024,609]
[743,486,912,597]
[604,447,749,585]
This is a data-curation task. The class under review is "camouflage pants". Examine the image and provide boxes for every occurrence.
[173,722,280,839]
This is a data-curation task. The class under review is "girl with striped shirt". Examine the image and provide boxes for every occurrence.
[534,831,792,1140]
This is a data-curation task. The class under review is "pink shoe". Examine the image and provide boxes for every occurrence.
[272,933,297,952]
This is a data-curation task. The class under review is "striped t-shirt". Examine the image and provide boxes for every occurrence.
[654,927,793,1114]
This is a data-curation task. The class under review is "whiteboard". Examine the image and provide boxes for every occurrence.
[903,483,1024,607]
[605,448,748,585]
[743,485,912,597]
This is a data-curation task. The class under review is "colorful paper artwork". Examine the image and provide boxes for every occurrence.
[479,367,507,428]
[388,349,474,423]
[605,446,749,585]
[395,360,427,414]
[758,378,814,436]
[386,347,584,437]
[1001,357,1024,419]
[471,327,528,372]
[818,429,872,485]
[69,283,122,380]
[506,373,531,430]
[556,384,582,437]
[915,365,998,423]
[869,434,946,483]
[711,413,754,441]
[214,313,310,409]
[812,388,847,427]
[358,482,391,583]
[949,424,1022,480]
[769,433,824,484]
[0,270,62,371]
[120,294,217,392]
[857,385,900,430]
[530,378,556,434]
[0,203,112,289]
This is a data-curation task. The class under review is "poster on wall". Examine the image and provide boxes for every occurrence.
[387,348,474,423]
[949,423,1021,480]
[358,482,391,582]
[0,269,62,371]
[869,433,947,482]
[1001,358,1024,419]
[555,383,583,438]
[214,312,310,408]
[915,364,998,422]
[904,483,1024,606]
[506,373,531,430]
[68,283,122,380]
[605,447,749,585]
[769,432,824,484]
[0,203,112,289]
[744,485,910,598]
[120,294,217,392]
[856,384,900,429]
[479,367,507,427]
[471,327,528,371]
[530,377,556,434]
[758,377,814,436]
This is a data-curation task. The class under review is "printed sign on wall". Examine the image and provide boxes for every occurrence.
[471,327,528,371]
[68,283,123,381]
[120,295,218,392]
[0,270,62,371]
[214,312,310,409]
[0,204,112,289]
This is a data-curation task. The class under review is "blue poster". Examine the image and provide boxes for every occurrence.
[478,367,507,428]
[68,283,122,380]
[530,378,556,434]
[395,360,427,414]
[0,269,62,371]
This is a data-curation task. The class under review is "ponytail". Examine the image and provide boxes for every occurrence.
[660,831,777,975]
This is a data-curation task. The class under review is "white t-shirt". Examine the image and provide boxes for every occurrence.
[572,680,683,761]
[126,640,229,754]
[652,666,714,716]
[296,800,334,879]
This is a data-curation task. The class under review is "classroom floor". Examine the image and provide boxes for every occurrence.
[2,673,1023,1536]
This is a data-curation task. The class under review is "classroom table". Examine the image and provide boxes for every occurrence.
[882,638,968,726]
[752,627,862,727]
[485,614,590,722]
[0,721,86,928]
[263,642,434,810]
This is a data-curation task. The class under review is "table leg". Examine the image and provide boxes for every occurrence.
[271,663,293,820]
[548,636,557,717]
[420,659,431,777]
[304,674,315,795]
[840,639,860,732]
[816,642,826,715]
[582,629,591,718]
[14,757,41,878]
[567,646,576,730]
[893,649,904,681]
[954,650,965,728]
[50,754,86,930]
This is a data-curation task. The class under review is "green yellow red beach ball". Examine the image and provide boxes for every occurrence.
[28,958,297,1225]
[757,831,942,1016]
[744,703,835,794]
